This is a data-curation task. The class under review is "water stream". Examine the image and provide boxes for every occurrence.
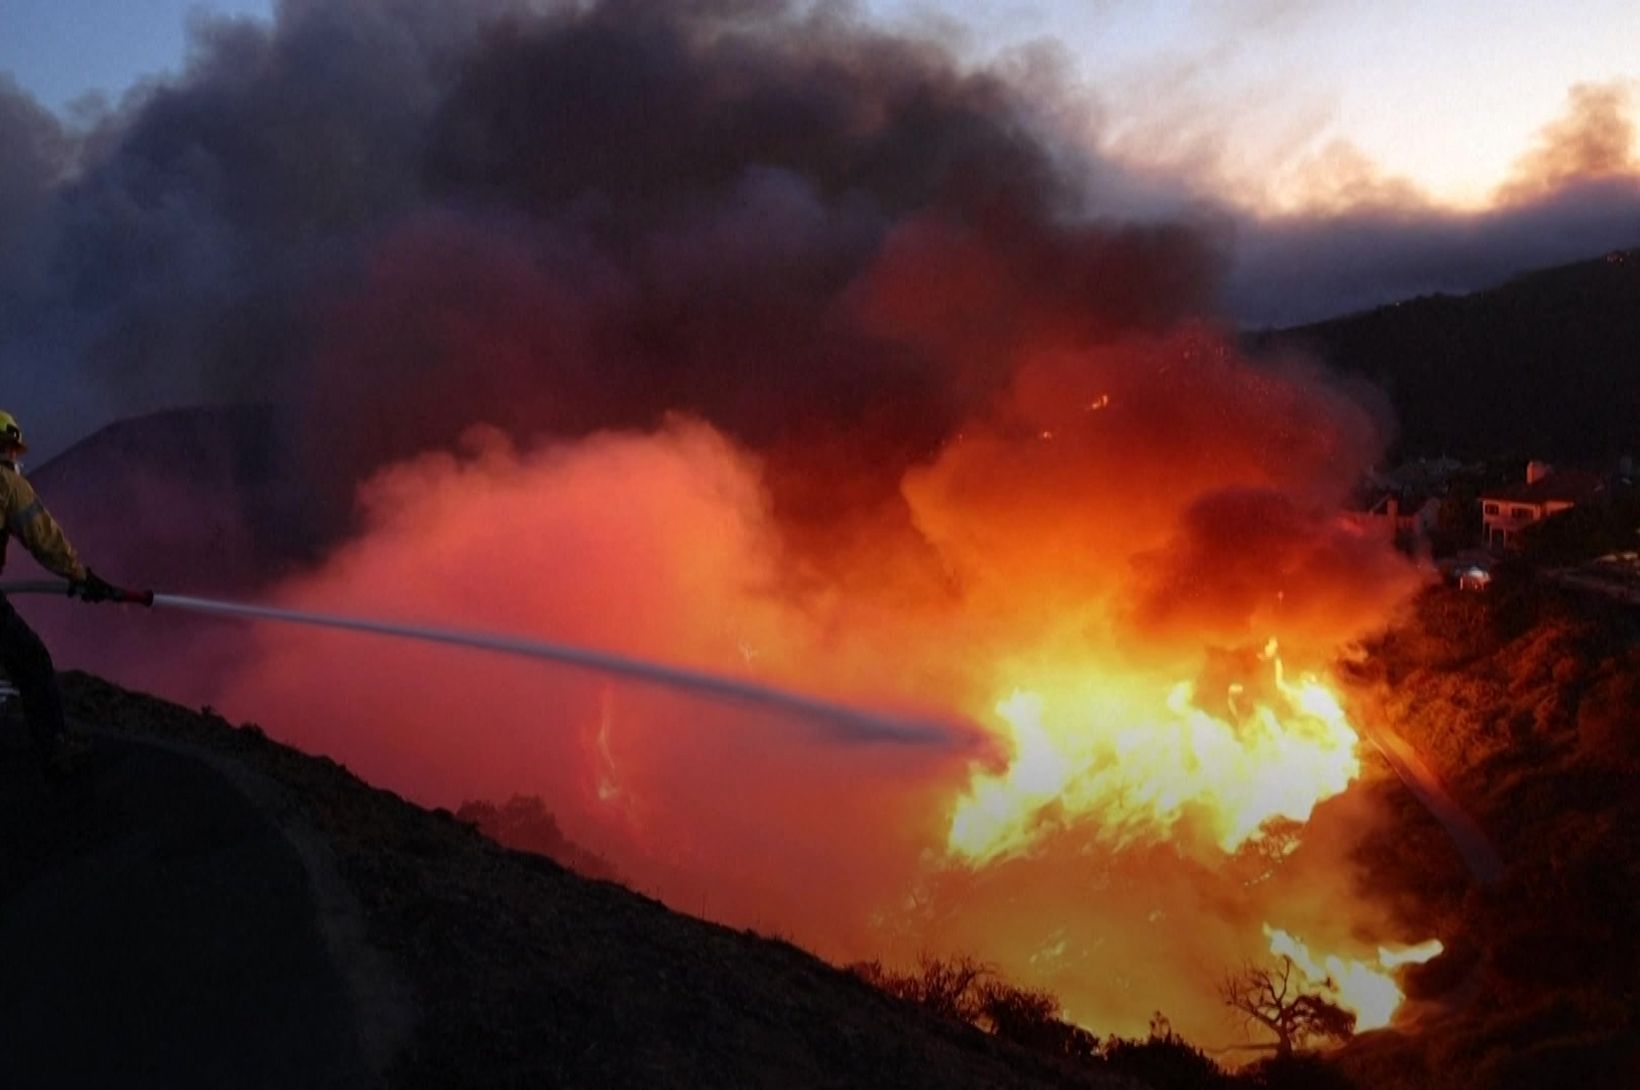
[2,581,962,748]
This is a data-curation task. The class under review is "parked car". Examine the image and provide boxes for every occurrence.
[1457,566,1492,591]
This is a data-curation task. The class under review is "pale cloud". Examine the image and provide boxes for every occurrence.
[1498,79,1640,204]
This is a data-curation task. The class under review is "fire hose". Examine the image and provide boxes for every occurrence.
[0,579,962,748]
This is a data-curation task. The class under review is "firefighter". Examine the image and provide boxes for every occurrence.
[0,410,117,777]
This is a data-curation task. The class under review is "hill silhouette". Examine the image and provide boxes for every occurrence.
[1247,249,1640,460]
[1,671,1130,1089]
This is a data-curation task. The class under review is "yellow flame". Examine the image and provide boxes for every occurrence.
[1264,925,1444,1031]
[947,643,1362,862]
[1378,939,1446,969]
[592,686,624,805]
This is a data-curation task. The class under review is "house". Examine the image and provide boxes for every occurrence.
[1479,461,1606,550]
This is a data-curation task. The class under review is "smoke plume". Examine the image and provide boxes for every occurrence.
[1501,80,1640,203]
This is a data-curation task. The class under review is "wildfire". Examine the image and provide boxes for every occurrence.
[1265,925,1444,1031]
[947,641,1362,862]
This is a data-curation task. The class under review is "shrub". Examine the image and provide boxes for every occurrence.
[1099,1026,1230,1089]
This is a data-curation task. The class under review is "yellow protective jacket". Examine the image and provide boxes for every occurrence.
[0,462,87,583]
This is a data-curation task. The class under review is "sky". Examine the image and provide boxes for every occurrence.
[0,0,273,113]
[2,0,1635,212]
[874,0,1640,211]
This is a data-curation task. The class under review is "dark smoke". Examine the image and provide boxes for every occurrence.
[5,1,1224,544]
[298,0,1227,541]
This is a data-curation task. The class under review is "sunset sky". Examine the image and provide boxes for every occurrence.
[3,0,1635,212]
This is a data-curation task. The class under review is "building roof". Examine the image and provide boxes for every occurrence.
[1481,469,1607,505]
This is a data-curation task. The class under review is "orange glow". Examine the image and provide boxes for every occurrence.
[208,329,1432,1045]
[1265,925,1444,1032]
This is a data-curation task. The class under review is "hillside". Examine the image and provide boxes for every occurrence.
[1247,249,1640,460]
[1333,579,1640,1089]
[0,671,1129,1090]
[29,404,310,595]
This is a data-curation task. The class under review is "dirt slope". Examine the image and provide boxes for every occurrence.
[0,729,368,1089]
[0,672,1130,1090]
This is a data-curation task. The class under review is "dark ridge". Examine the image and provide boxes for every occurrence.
[31,403,321,592]
[1245,248,1640,461]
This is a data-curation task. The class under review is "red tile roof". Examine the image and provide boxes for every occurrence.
[1482,469,1607,505]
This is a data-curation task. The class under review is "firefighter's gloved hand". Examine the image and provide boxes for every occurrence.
[71,570,119,604]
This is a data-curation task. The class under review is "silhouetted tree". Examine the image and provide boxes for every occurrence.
[977,977,1099,1060]
[1219,958,1356,1055]
[850,955,1099,1061]
[850,954,989,1023]
[456,794,621,881]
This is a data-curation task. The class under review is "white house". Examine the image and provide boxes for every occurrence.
[1480,461,1605,550]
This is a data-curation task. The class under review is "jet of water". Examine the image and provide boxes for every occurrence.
[0,580,964,748]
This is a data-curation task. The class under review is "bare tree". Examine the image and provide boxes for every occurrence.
[1219,957,1357,1055]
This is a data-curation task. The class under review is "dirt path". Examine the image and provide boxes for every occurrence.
[1358,719,1504,885]
[0,728,406,1088]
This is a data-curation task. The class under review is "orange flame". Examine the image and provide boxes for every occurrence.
[948,641,1362,862]
[1264,925,1444,1032]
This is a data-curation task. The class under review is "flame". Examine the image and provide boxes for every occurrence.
[1378,938,1446,969]
[592,689,624,805]
[1264,925,1444,1032]
[948,641,1362,863]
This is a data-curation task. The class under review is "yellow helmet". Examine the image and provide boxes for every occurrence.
[0,411,26,453]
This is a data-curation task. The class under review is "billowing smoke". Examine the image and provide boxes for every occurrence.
[0,0,1555,1046]
[1501,80,1639,202]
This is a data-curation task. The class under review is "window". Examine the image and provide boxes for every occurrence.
[1483,502,1500,515]
[1512,506,1535,520]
